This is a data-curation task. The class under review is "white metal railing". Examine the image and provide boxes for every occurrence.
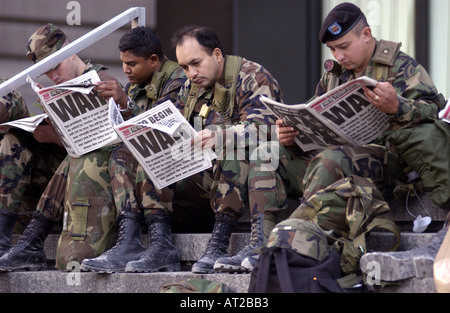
[0,7,145,98]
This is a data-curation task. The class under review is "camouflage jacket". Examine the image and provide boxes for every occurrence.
[124,59,186,119]
[176,55,283,136]
[0,77,30,124]
[314,39,445,134]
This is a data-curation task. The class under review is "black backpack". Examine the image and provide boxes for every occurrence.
[248,245,344,293]
[248,219,349,293]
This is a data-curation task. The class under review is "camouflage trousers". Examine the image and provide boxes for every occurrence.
[252,141,317,202]
[36,146,119,270]
[0,130,66,232]
[298,144,405,234]
[110,142,293,221]
[302,144,404,199]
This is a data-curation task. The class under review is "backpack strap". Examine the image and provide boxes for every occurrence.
[183,83,201,121]
[253,247,273,293]
[273,248,295,293]
[339,216,401,274]
[215,55,243,120]
[183,55,242,123]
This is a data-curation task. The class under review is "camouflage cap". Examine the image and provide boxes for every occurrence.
[26,23,67,63]
[266,218,329,262]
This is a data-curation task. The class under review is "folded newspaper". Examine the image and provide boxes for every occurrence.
[109,99,216,190]
[27,71,119,158]
[0,113,48,134]
[261,76,391,151]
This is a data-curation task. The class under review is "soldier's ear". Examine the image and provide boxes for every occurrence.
[149,54,159,63]
[362,27,372,43]
[212,48,223,63]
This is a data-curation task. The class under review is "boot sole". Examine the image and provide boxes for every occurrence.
[124,262,181,273]
[191,267,218,274]
[0,262,47,272]
[360,252,435,281]
[80,263,125,274]
[213,262,249,274]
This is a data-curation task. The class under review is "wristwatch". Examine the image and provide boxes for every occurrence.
[118,98,135,113]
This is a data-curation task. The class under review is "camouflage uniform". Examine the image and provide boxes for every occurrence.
[79,60,187,273]
[0,81,33,255]
[41,61,185,270]
[0,77,30,124]
[27,61,117,269]
[109,60,186,217]
[140,56,283,219]
[0,23,126,271]
[302,41,444,203]
[123,55,285,274]
[0,75,67,232]
[288,40,445,280]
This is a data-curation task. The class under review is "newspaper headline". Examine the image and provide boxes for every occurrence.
[110,99,215,190]
[261,76,392,151]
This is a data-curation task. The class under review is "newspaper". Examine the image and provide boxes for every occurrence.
[439,99,450,124]
[0,113,48,134]
[261,76,391,151]
[27,71,119,158]
[110,99,216,190]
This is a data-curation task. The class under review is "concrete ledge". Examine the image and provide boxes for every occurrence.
[370,277,437,293]
[0,270,251,293]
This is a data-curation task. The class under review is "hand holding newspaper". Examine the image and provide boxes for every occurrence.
[27,71,119,158]
[261,76,391,151]
[109,99,216,190]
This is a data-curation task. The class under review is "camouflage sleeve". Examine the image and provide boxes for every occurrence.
[0,78,30,123]
[391,55,444,128]
[224,60,283,142]
[154,67,187,107]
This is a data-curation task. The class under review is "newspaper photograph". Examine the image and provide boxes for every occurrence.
[28,71,119,158]
[111,100,215,190]
[261,76,391,151]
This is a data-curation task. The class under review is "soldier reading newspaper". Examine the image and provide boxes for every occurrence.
[3,71,212,189]
[261,76,391,152]
[109,99,215,190]
[26,70,119,157]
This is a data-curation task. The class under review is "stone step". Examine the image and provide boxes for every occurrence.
[0,270,252,293]
[10,231,435,264]
[4,231,439,293]
[3,192,446,293]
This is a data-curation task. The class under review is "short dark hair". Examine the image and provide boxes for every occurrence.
[119,26,164,60]
[171,25,225,57]
[351,15,370,36]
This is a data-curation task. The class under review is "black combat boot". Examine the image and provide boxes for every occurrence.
[191,213,237,274]
[214,213,275,273]
[125,214,180,272]
[0,212,54,271]
[0,209,18,257]
[80,211,147,273]
[360,227,448,281]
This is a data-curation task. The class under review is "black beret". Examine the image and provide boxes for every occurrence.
[319,2,364,44]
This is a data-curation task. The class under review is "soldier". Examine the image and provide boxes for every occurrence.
[81,25,286,274]
[0,23,119,271]
[0,78,30,124]
[276,3,447,281]
[0,79,33,256]
[79,27,187,273]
